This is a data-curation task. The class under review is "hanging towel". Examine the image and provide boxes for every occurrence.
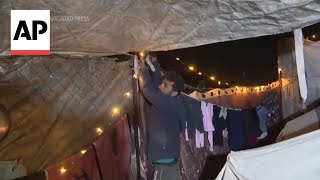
[201,101,215,151]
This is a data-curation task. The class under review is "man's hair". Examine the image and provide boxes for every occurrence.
[163,71,185,95]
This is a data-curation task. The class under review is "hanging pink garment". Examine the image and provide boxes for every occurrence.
[201,101,215,152]
[195,129,204,148]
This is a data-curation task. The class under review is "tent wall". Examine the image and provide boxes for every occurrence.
[0,56,133,173]
[278,38,320,118]
[1,0,320,56]
[278,38,302,119]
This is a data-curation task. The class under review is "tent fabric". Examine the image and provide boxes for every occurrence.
[216,129,320,180]
[1,1,320,56]
[46,115,132,180]
[279,39,320,118]
[293,29,308,106]
[276,106,320,142]
[0,56,133,173]
[304,40,320,105]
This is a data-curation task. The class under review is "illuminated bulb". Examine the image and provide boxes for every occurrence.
[210,76,215,81]
[60,167,67,174]
[96,127,103,134]
[225,83,229,85]
[176,57,180,61]
[188,66,195,71]
[312,34,316,38]
[124,92,131,97]
[198,72,202,75]
[112,107,120,117]
[139,51,145,58]
[278,68,282,73]
[80,150,87,155]
[218,81,221,85]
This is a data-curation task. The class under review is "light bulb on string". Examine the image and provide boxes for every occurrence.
[218,81,221,85]
[60,167,67,175]
[176,57,180,61]
[198,72,202,76]
[80,150,87,155]
[210,76,215,81]
[139,51,145,58]
[188,65,195,71]
[312,34,316,39]
[278,68,282,74]
[124,92,131,97]
[112,107,120,117]
[96,127,103,135]
[225,83,229,85]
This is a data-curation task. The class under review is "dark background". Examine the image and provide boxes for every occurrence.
[157,22,320,89]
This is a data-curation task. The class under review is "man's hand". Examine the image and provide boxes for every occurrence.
[149,52,157,62]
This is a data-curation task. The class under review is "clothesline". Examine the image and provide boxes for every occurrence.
[181,92,242,111]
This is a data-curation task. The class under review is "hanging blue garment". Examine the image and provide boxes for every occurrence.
[227,110,245,151]
[256,104,268,133]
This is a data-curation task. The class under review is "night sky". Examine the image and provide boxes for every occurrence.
[156,22,320,89]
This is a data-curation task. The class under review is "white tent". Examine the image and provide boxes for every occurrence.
[216,129,320,180]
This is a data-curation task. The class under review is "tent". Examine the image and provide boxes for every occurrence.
[1,0,320,179]
[216,129,320,180]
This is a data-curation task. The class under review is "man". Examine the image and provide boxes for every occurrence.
[138,53,185,180]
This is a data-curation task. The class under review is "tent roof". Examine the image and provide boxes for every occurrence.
[1,0,320,56]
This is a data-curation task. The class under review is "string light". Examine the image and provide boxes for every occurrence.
[60,167,67,175]
[210,76,215,81]
[176,57,180,61]
[312,34,316,39]
[278,68,282,73]
[218,81,221,85]
[112,107,120,117]
[198,72,202,75]
[225,83,229,85]
[124,92,131,97]
[96,127,103,135]
[139,51,145,58]
[188,65,195,71]
[80,150,87,155]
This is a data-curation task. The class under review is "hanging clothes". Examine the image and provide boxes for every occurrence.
[181,94,204,138]
[195,129,205,148]
[256,103,269,140]
[213,106,228,146]
[227,110,245,151]
[200,101,215,151]
[242,108,262,147]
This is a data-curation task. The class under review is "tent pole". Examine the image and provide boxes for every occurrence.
[132,57,142,180]
[279,70,283,120]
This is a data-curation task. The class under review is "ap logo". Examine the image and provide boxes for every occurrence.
[11,10,50,55]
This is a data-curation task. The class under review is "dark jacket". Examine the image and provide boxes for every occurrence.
[180,94,204,138]
[138,59,185,162]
